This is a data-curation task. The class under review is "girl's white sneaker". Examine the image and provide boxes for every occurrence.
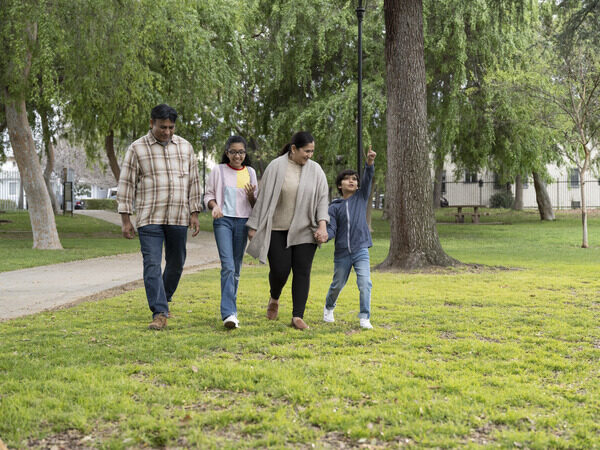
[359,318,373,329]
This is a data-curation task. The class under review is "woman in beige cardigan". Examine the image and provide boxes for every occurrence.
[246,131,329,330]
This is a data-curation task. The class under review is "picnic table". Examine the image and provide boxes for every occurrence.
[452,205,483,224]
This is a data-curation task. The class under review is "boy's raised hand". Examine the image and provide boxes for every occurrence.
[366,145,376,166]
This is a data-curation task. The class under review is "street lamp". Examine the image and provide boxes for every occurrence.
[356,0,367,172]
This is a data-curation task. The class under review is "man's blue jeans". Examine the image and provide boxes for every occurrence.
[137,224,188,318]
[213,216,248,320]
[325,248,372,319]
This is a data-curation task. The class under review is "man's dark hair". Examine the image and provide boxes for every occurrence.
[220,135,252,167]
[151,104,178,122]
[336,169,359,195]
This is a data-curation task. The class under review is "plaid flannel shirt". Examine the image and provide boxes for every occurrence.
[117,131,202,228]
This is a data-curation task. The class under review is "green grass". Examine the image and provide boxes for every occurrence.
[0,211,215,272]
[2,209,600,448]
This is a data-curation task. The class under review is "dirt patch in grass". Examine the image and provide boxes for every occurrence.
[463,422,506,446]
[26,429,100,449]
[395,263,521,275]
[52,280,145,312]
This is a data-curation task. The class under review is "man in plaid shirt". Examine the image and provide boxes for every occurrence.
[117,104,202,330]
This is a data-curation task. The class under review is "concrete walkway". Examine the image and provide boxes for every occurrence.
[0,210,220,321]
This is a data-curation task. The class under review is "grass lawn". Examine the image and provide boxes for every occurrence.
[0,211,215,273]
[2,209,600,448]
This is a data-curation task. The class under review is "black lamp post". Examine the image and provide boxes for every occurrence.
[356,0,366,172]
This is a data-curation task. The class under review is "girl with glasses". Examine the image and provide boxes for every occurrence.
[204,136,257,329]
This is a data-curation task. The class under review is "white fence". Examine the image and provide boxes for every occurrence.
[0,170,63,210]
[443,178,600,209]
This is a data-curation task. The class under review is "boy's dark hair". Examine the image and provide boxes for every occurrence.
[336,169,360,195]
[220,135,252,167]
[151,104,178,122]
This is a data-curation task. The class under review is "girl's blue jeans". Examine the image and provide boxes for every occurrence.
[213,216,248,320]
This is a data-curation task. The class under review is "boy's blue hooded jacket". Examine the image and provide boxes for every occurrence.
[327,164,374,254]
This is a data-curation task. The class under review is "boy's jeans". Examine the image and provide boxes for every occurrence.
[213,216,248,320]
[325,248,372,319]
[137,224,188,319]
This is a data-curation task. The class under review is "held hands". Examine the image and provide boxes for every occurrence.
[313,222,328,244]
[366,145,376,166]
[248,228,256,241]
[313,230,328,244]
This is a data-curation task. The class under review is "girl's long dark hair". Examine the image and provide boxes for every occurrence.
[278,131,314,156]
[220,135,252,166]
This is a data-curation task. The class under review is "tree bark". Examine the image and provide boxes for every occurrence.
[532,172,554,221]
[579,165,589,248]
[4,97,62,249]
[512,174,524,210]
[432,163,443,209]
[379,0,456,270]
[41,109,59,213]
[105,129,120,183]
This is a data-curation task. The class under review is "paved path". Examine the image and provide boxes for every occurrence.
[0,210,220,321]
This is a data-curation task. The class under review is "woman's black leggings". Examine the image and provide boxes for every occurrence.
[267,230,317,318]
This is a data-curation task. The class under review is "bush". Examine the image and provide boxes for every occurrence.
[0,199,17,210]
[84,199,117,211]
[489,191,514,208]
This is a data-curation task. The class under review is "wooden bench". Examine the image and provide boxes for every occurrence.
[453,205,483,224]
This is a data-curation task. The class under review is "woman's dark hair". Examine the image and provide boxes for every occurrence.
[221,135,252,166]
[278,131,314,156]
[335,169,360,195]
[151,104,178,122]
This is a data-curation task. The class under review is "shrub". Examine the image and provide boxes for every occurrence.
[489,191,514,208]
[84,199,117,211]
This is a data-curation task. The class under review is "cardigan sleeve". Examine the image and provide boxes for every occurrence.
[315,167,330,223]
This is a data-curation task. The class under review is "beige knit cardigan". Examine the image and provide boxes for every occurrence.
[246,154,330,263]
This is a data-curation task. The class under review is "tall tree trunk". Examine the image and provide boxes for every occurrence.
[379,0,456,270]
[432,163,443,209]
[41,109,59,213]
[512,174,524,210]
[105,129,120,183]
[4,97,62,249]
[18,180,24,210]
[532,172,554,221]
[580,167,588,248]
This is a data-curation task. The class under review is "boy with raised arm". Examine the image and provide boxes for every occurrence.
[322,146,376,329]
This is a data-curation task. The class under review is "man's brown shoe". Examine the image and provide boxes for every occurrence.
[291,317,309,330]
[148,313,167,330]
[266,298,279,320]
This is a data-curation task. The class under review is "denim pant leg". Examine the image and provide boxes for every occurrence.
[231,217,248,311]
[138,225,169,318]
[352,248,372,319]
[325,252,353,310]
[214,217,242,320]
[163,225,188,304]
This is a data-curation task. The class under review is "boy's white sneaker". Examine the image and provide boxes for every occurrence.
[323,306,335,323]
[223,315,239,329]
[359,318,373,329]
